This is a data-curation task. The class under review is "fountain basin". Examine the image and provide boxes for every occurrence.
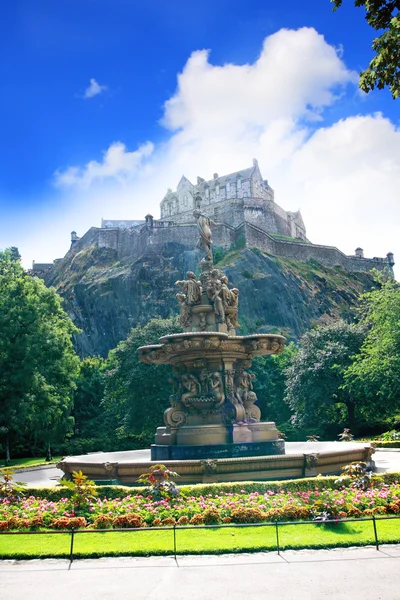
[58,442,375,485]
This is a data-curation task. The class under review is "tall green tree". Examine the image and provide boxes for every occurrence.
[67,356,106,454]
[102,317,181,449]
[284,321,366,433]
[251,342,298,427]
[0,249,80,462]
[345,276,400,415]
[332,0,400,98]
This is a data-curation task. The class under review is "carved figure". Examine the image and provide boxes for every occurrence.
[230,288,239,309]
[175,271,202,305]
[209,371,225,407]
[199,257,212,289]
[176,293,191,327]
[199,311,207,331]
[193,209,216,262]
[202,459,218,474]
[199,368,209,395]
[180,374,201,407]
[235,370,260,421]
[207,269,225,323]
[224,369,235,396]
[235,370,255,399]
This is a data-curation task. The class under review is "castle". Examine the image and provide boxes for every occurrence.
[33,160,394,276]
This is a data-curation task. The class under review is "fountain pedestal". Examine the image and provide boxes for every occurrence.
[138,331,286,461]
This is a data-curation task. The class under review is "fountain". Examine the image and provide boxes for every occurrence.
[138,208,285,460]
[59,208,374,484]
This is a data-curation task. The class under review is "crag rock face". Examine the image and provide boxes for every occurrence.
[47,243,376,357]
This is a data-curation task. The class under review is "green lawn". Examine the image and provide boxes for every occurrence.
[0,457,62,470]
[1,519,399,559]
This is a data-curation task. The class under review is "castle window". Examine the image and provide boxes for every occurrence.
[184,195,188,206]
[237,178,242,189]
[226,181,231,193]
[205,187,209,199]
[215,184,220,196]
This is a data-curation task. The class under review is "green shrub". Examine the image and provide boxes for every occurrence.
[374,441,400,448]
[242,270,254,279]
[22,471,400,502]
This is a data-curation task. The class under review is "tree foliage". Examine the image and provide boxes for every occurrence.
[102,317,181,448]
[332,0,400,98]
[251,342,298,427]
[345,276,400,410]
[72,357,106,441]
[284,321,366,433]
[0,249,80,462]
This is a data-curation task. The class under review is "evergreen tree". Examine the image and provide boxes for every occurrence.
[0,249,79,462]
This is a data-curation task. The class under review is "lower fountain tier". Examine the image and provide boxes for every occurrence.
[151,440,285,461]
[151,422,284,460]
[58,442,375,485]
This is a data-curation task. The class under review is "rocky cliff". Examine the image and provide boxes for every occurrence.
[47,242,377,357]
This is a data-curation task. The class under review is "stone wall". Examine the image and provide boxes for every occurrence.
[51,219,393,278]
[243,222,393,274]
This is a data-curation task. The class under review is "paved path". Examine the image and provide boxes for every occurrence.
[2,546,400,600]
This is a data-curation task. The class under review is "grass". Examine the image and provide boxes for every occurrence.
[1,519,399,559]
[0,457,62,470]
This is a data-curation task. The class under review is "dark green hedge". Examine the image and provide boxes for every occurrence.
[22,471,400,501]
[374,441,400,449]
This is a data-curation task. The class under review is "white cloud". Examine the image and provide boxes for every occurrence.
[54,141,154,188]
[163,28,355,136]
[12,27,400,273]
[83,78,107,99]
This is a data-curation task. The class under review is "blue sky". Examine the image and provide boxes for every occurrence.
[0,0,399,270]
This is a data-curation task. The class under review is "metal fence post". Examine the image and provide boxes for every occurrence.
[275,522,280,555]
[173,525,177,559]
[372,515,379,551]
[69,528,75,562]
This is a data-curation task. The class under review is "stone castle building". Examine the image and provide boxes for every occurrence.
[159,159,307,241]
[33,160,395,276]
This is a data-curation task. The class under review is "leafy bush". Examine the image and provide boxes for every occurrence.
[0,469,25,500]
[202,508,220,524]
[21,471,400,503]
[112,513,142,528]
[51,517,87,529]
[381,430,400,441]
[138,464,180,500]
[58,470,97,511]
[93,514,113,529]
[231,507,265,523]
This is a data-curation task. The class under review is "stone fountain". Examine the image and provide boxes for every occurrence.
[138,209,286,460]
[58,208,374,484]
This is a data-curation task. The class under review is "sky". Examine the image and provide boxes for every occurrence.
[0,0,399,273]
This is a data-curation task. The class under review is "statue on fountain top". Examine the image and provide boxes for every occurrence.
[193,209,216,263]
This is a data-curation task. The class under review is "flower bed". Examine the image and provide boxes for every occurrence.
[1,483,400,531]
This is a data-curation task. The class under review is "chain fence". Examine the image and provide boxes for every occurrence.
[1,514,400,561]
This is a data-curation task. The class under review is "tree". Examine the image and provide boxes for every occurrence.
[250,342,298,427]
[332,0,400,99]
[0,249,80,462]
[345,276,400,414]
[102,317,181,449]
[66,356,107,454]
[284,321,366,433]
